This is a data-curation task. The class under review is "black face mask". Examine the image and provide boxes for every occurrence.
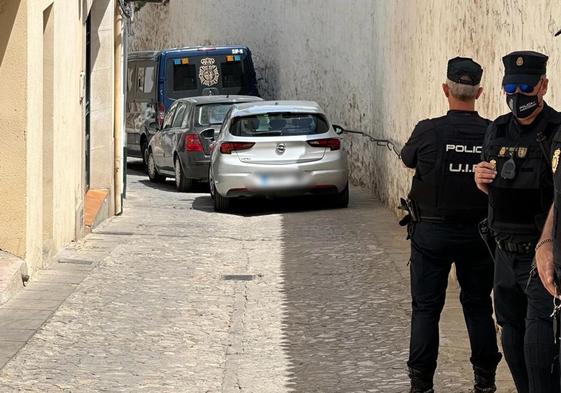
[506,93,540,119]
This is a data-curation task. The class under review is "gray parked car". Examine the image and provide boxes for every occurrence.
[147,95,263,191]
[209,101,349,212]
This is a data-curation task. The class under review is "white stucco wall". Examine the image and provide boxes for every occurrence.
[130,0,561,209]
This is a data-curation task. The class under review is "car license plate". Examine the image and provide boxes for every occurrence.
[257,172,305,188]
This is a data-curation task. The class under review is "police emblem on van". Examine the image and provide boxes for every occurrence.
[199,58,219,87]
[553,149,561,173]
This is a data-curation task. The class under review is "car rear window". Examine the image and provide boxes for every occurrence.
[229,113,329,137]
[197,104,234,126]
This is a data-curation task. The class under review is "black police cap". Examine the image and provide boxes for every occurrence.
[447,57,483,86]
[502,51,548,86]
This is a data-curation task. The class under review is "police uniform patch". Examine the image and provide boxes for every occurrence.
[199,57,219,87]
[553,149,561,173]
[516,56,524,66]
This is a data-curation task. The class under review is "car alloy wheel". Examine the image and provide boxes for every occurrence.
[209,167,216,200]
[174,158,192,192]
[147,150,165,183]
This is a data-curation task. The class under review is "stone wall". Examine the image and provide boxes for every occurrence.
[130,0,561,210]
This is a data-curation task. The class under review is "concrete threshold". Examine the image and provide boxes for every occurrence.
[0,251,26,306]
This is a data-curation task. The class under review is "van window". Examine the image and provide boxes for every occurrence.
[134,63,156,101]
[127,65,135,94]
[221,62,243,88]
[138,65,155,94]
[173,63,197,91]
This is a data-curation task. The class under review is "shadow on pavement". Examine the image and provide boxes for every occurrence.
[279,193,411,392]
[128,159,209,194]
[191,195,342,217]
[127,160,146,177]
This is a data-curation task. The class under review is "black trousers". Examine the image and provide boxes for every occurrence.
[494,248,560,393]
[408,221,501,380]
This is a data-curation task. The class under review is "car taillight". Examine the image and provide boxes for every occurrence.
[157,103,165,128]
[185,134,204,152]
[307,138,341,151]
[220,142,255,154]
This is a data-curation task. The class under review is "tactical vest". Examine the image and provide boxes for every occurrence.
[409,114,488,222]
[487,112,559,241]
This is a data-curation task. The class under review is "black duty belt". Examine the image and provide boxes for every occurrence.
[496,239,535,255]
[419,215,481,224]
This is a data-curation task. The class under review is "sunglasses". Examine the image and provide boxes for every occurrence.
[503,82,539,94]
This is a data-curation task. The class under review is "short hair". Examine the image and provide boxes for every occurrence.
[446,78,480,101]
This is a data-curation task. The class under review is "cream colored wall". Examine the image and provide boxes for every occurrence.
[0,0,27,258]
[90,0,116,213]
[25,0,85,272]
[131,0,561,210]
[0,0,120,278]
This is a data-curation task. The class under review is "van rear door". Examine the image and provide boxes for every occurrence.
[164,51,258,105]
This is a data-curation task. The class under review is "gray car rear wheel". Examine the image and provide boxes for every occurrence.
[147,150,166,183]
[214,191,231,213]
[331,183,349,208]
[174,157,193,192]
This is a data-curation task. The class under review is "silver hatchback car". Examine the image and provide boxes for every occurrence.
[209,101,349,212]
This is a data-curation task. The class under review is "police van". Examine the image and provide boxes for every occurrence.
[126,45,260,162]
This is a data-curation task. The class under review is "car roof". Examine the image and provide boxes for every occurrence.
[230,101,324,117]
[174,95,263,105]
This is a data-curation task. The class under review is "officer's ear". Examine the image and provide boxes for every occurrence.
[442,83,450,98]
[541,77,549,96]
[475,87,483,100]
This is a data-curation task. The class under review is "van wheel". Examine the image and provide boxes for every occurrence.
[147,150,166,183]
[174,157,193,192]
[214,191,231,212]
[141,137,148,171]
[331,183,349,208]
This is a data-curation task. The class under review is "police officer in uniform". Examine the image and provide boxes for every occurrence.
[402,57,501,393]
[475,51,561,393]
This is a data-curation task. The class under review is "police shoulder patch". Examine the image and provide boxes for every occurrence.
[553,149,561,173]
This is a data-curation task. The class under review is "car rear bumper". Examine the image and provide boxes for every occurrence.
[213,153,348,197]
[179,151,210,181]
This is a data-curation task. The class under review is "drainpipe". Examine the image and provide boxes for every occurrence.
[113,1,125,215]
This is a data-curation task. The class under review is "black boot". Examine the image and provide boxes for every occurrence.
[472,366,497,393]
[409,368,435,393]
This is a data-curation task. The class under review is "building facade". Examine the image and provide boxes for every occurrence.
[0,0,126,303]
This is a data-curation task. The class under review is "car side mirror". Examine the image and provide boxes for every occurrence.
[201,128,217,140]
[333,124,345,135]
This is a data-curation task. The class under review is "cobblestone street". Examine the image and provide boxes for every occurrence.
[0,162,515,392]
